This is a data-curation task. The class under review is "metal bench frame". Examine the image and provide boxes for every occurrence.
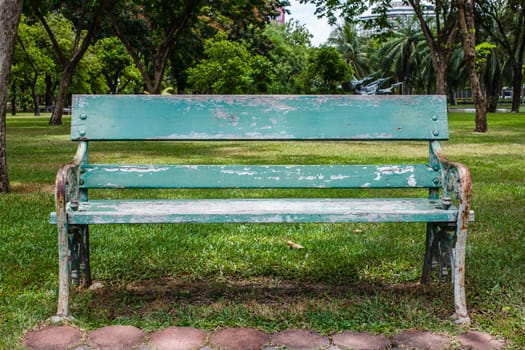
[51,95,473,324]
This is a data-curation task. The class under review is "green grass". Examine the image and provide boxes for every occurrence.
[1,111,524,348]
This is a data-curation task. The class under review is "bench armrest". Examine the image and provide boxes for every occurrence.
[55,142,87,214]
[431,141,472,219]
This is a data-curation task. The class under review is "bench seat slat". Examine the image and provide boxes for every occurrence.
[52,198,462,224]
[81,164,439,189]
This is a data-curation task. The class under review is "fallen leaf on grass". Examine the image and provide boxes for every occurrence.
[285,240,305,249]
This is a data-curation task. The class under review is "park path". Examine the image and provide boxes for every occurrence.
[22,324,505,350]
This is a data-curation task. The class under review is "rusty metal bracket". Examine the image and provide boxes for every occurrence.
[54,142,87,318]
[423,223,456,283]
[429,141,472,325]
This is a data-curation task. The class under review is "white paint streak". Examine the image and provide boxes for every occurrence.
[181,165,199,170]
[102,166,169,173]
[221,169,256,176]
[408,174,417,187]
[298,175,325,181]
[374,165,415,181]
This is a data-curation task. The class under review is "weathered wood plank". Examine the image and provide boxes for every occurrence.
[55,198,460,224]
[71,95,449,141]
[80,164,440,189]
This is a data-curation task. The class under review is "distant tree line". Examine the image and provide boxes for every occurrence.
[9,1,525,123]
[1,0,525,191]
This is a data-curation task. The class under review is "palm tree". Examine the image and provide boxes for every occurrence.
[477,0,525,113]
[328,22,369,79]
[377,18,425,94]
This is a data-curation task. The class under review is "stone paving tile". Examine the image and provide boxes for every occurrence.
[210,327,270,350]
[392,330,450,350]
[86,325,145,350]
[20,324,510,350]
[332,331,391,350]
[149,327,207,350]
[271,329,330,350]
[457,331,505,350]
[23,326,83,350]
[135,345,155,350]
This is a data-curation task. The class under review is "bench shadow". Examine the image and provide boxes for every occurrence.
[78,274,453,322]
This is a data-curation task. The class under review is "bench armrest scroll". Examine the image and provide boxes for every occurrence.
[55,142,87,214]
[431,141,472,221]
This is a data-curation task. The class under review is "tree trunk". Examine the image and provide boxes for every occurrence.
[17,34,40,116]
[43,0,110,125]
[0,0,24,192]
[49,64,74,125]
[449,89,457,106]
[10,84,16,115]
[457,0,487,132]
[110,0,202,95]
[486,95,498,113]
[511,64,523,112]
[433,57,448,95]
[45,75,54,108]
[32,74,40,116]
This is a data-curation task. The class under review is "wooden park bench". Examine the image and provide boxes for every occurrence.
[51,95,474,324]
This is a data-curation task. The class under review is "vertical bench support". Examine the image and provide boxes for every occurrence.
[430,141,472,325]
[54,142,87,319]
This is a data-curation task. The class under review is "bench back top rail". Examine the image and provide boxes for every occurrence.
[71,95,448,141]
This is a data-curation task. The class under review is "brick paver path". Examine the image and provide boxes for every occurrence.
[22,325,506,350]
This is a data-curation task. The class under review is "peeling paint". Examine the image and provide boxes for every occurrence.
[66,198,461,224]
[100,166,170,173]
[330,175,350,180]
[220,169,256,176]
[408,174,417,187]
[374,165,414,181]
[298,175,325,181]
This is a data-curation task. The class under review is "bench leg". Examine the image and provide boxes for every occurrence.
[54,223,92,321]
[421,223,435,284]
[70,226,81,286]
[421,222,470,325]
[56,217,71,319]
[70,225,92,288]
[422,223,453,284]
[80,225,92,288]
[452,224,470,325]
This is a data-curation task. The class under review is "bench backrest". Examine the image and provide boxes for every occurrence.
[71,95,448,141]
[71,95,447,190]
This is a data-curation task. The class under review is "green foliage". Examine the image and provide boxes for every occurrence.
[186,34,274,94]
[328,21,370,80]
[110,0,287,93]
[306,46,352,93]
[93,37,142,94]
[475,42,497,66]
[10,16,56,112]
[261,21,311,93]
[375,17,429,94]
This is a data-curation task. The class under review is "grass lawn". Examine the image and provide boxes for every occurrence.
[1,110,524,349]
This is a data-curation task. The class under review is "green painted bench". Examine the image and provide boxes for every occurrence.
[51,95,473,324]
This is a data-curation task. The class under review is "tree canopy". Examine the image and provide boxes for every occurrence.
[2,0,525,191]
